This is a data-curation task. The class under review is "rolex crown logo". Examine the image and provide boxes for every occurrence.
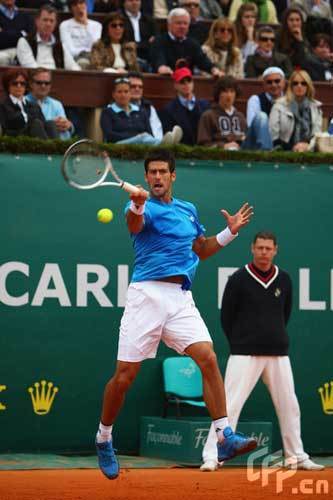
[318,381,333,415]
[28,380,59,415]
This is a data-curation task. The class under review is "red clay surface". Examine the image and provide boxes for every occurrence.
[0,468,332,500]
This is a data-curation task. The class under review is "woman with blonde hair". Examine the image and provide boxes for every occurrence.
[90,12,139,73]
[234,3,258,63]
[269,69,322,151]
[202,18,244,78]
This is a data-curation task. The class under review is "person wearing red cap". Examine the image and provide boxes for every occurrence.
[160,66,210,145]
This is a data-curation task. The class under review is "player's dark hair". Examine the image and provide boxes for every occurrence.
[253,231,277,245]
[144,149,176,173]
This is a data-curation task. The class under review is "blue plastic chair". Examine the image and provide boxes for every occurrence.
[162,357,206,418]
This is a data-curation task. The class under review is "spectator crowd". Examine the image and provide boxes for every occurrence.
[0,0,332,148]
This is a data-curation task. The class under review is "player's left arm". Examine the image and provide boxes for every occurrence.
[193,202,253,260]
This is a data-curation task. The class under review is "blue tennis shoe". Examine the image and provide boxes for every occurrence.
[96,439,119,479]
[217,426,257,462]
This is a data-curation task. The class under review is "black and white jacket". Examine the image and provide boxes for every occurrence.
[221,263,292,356]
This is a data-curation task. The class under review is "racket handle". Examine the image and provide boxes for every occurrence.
[122,182,145,196]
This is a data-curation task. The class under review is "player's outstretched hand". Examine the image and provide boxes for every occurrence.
[130,186,149,206]
[221,202,254,234]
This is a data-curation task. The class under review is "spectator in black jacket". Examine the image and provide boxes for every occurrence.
[150,8,222,76]
[200,231,324,473]
[16,0,67,9]
[122,0,156,68]
[275,7,310,67]
[0,67,58,139]
[178,0,209,45]
[246,66,285,126]
[100,76,161,144]
[245,26,293,78]
[128,71,163,141]
[140,0,179,18]
[160,66,209,145]
[0,0,34,66]
[302,33,333,81]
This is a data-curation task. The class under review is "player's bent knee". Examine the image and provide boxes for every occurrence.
[113,372,137,392]
[111,365,139,392]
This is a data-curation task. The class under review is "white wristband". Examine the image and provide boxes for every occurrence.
[129,200,145,215]
[216,227,238,247]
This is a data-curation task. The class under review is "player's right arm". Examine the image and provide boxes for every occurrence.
[126,188,149,234]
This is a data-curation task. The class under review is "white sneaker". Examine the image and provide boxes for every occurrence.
[161,131,174,145]
[296,459,325,471]
[170,125,183,144]
[161,126,183,145]
[200,460,218,472]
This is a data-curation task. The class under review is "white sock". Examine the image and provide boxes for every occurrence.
[96,422,113,443]
[213,417,230,442]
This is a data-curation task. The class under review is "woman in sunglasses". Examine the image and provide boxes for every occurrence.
[202,18,244,78]
[269,69,322,152]
[0,68,58,139]
[90,13,139,73]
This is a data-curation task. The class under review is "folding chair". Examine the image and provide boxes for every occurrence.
[162,357,206,418]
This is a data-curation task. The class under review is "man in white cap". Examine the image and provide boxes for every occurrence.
[247,66,285,127]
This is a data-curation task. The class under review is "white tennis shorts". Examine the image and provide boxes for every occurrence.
[117,281,212,362]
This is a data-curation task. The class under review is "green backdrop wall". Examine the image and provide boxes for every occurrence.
[0,154,332,455]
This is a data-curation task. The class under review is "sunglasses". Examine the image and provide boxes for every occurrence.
[216,27,233,33]
[33,80,51,86]
[114,77,130,85]
[259,36,275,42]
[178,77,193,83]
[265,78,281,85]
[110,22,124,28]
[11,80,27,87]
[292,80,307,87]
[183,2,199,6]
[130,84,143,89]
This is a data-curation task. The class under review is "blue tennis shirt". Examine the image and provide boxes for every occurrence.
[125,197,205,290]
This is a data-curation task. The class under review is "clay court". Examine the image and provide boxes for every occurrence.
[0,467,332,500]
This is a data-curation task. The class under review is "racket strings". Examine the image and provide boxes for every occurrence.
[64,148,107,187]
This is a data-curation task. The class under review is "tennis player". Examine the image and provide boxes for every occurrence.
[95,149,257,479]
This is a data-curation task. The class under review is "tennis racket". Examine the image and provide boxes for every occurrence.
[61,139,143,195]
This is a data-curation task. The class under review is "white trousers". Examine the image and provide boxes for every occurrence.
[202,355,308,464]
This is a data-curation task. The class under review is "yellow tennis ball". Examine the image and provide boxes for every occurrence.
[97,208,113,223]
